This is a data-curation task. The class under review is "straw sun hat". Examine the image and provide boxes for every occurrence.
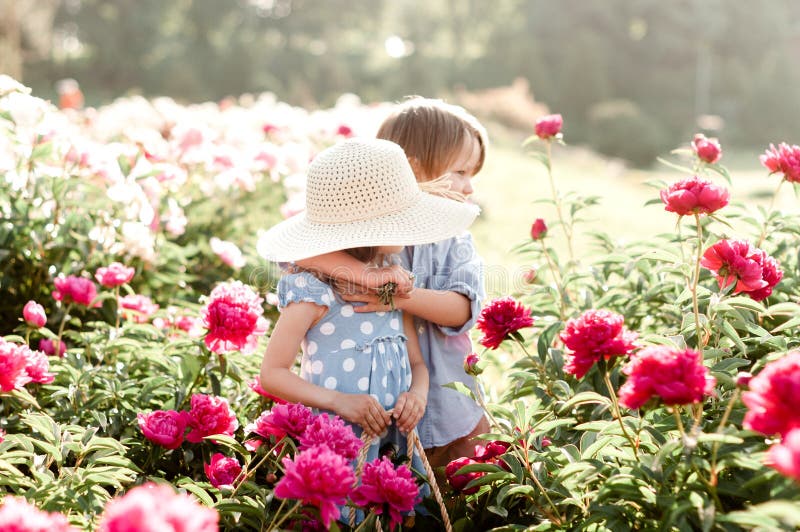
[256,138,480,262]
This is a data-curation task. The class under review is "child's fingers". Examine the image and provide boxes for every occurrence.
[393,396,406,420]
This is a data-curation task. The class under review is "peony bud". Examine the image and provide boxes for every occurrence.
[736,371,753,389]
[523,268,537,284]
[534,114,563,140]
[530,218,547,240]
[23,300,47,328]
[691,133,722,164]
[463,353,483,376]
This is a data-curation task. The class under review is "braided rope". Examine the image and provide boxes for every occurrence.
[349,432,376,528]
[407,430,453,532]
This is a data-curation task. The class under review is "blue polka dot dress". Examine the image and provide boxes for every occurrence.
[278,271,427,473]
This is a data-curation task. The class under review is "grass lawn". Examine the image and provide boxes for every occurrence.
[471,139,798,298]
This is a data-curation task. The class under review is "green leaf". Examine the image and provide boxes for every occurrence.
[557,391,611,414]
[719,320,746,356]
[442,381,476,400]
[204,434,248,456]
[722,296,767,314]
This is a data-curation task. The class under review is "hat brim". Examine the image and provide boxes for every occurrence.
[257,193,479,262]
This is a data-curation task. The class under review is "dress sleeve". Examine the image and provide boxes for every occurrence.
[277,272,335,310]
[428,233,485,336]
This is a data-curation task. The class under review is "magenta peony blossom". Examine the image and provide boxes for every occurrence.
[476,297,535,350]
[463,352,482,376]
[201,281,268,354]
[473,441,511,462]
[660,176,729,216]
[618,347,716,409]
[559,309,637,379]
[23,348,54,385]
[52,274,99,307]
[701,239,769,294]
[760,142,800,183]
[97,482,219,532]
[445,456,483,494]
[23,300,47,328]
[119,294,160,323]
[185,394,239,443]
[274,445,355,529]
[0,496,79,532]
[742,352,800,438]
[246,402,314,441]
[247,377,286,403]
[691,133,722,164]
[350,457,420,528]
[298,413,363,461]
[137,410,189,450]
[39,338,67,357]
[767,428,800,482]
[523,267,537,284]
[0,428,4,443]
[95,262,135,288]
[534,114,563,139]
[204,453,242,489]
[530,218,548,240]
[336,124,354,138]
[0,338,33,391]
[209,237,246,269]
[745,249,783,302]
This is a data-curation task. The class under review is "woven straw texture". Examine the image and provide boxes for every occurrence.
[257,138,479,262]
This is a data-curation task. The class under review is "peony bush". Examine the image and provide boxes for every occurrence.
[2,74,800,530]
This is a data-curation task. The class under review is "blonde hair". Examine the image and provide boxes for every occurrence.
[376,97,488,182]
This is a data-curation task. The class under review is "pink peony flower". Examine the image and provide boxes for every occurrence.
[350,457,420,528]
[336,124,354,138]
[201,281,268,354]
[534,114,563,139]
[691,134,722,164]
[52,274,99,307]
[0,496,79,532]
[274,445,355,529]
[660,176,729,216]
[760,142,800,183]
[39,338,67,357]
[0,338,33,391]
[247,377,286,403]
[23,300,47,328]
[246,402,314,441]
[767,428,800,482]
[736,372,753,388]
[618,347,716,409]
[701,239,769,294]
[463,352,483,376]
[204,453,242,489]
[95,262,135,288]
[119,294,160,323]
[742,351,800,438]
[298,413,363,461]
[523,267,537,284]
[445,456,483,494]
[97,482,219,532]
[137,410,189,450]
[476,297,535,350]
[185,394,239,443]
[745,249,783,302]
[559,309,637,379]
[473,441,511,462]
[23,348,54,384]
[209,237,246,269]
[530,218,548,240]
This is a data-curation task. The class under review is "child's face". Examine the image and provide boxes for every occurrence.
[438,136,481,199]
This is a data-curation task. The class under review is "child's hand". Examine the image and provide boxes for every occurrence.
[392,391,427,434]
[336,393,391,437]
[364,264,415,295]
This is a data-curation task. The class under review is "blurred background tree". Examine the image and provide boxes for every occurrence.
[11,0,800,164]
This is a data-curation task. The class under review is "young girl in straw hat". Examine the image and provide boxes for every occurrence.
[257,138,478,475]
[294,98,490,469]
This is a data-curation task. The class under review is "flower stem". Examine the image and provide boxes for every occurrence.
[691,214,705,352]
[265,499,300,531]
[672,408,686,439]
[709,388,739,486]
[114,286,121,333]
[230,440,282,498]
[545,140,575,269]
[473,374,502,431]
[539,240,567,320]
[55,303,73,356]
[757,179,783,248]
[602,369,639,460]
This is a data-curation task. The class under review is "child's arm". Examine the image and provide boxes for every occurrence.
[345,288,471,328]
[295,252,414,294]
[260,302,392,436]
[392,312,429,433]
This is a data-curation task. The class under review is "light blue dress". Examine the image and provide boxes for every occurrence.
[277,270,426,468]
[400,232,486,449]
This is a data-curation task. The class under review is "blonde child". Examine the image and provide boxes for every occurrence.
[257,138,478,468]
[296,98,490,468]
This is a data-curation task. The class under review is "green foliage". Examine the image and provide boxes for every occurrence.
[587,99,668,167]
